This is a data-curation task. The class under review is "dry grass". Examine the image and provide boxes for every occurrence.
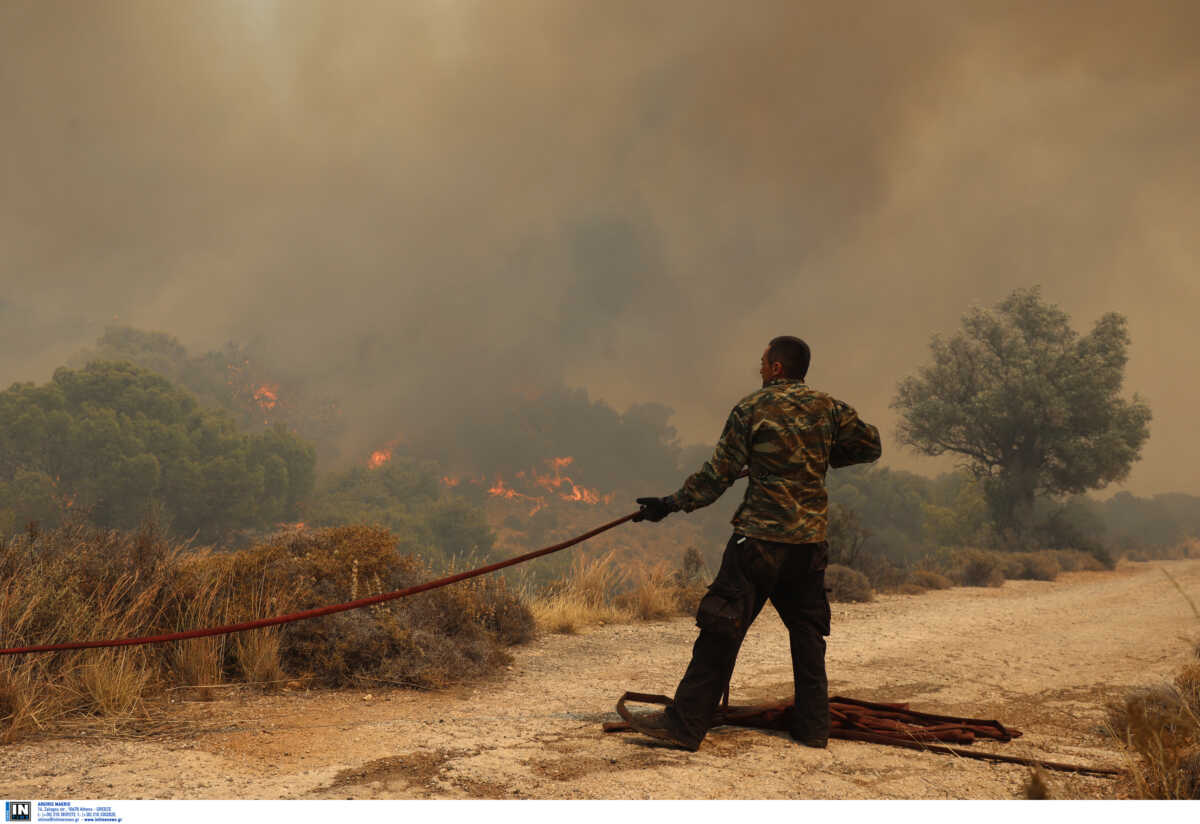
[529,552,629,633]
[616,560,688,621]
[0,520,534,742]
[1109,679,1200,798]
[528,548,709,634]
[614,561,677,621]
[1023,766,1052,799]
[1110,570,1200,798]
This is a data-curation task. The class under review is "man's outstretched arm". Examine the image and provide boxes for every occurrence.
[635,404,750,522]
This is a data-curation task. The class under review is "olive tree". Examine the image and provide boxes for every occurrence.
[892,287,1151,543]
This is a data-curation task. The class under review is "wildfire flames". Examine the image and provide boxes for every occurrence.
[253,383,279,411]
[487,476,547,516]
[527,455,612,505]
[362,440,614,516]
[366,437,405,469]
[437,456,614,516]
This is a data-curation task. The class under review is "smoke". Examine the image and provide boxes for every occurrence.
[2,1,1197,493]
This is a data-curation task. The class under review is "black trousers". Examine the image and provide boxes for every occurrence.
[666,534,831,744]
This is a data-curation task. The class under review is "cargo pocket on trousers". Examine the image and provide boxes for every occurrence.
[696,583,748,639]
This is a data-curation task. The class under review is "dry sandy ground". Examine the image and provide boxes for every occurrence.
[3,558,1199,800]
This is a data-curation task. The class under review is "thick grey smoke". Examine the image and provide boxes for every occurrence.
[2,1,1197,493]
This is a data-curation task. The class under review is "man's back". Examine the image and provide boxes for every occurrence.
[667,377,881,543]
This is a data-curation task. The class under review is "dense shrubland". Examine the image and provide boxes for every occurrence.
[0,521,532,743]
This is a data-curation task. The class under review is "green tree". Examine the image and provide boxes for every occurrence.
[892,287,1151,542]
[827,503,872,568]
[74,326,346,461]
[0,361,316,540]
[922,471,990,547]
[305,457,496,567]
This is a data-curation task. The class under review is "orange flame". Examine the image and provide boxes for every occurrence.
[439,474,484,488]
[487,476,518,499]
[367,437,404,469]
[559,483,600,504]
[529,456,607,504]
[487,475,546,516]
[253,383,279,411]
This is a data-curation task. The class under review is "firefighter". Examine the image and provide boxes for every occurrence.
[629,336,881,750]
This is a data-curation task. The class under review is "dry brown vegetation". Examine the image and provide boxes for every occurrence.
[527,547,708,634]
[825,563,874,603]
[1108,661,1200,798]
[0,521,533,743]
[1107,569,1200,799]
[1124,539,1199,564]
[907,569,955,591]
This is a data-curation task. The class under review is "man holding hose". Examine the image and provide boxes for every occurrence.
[630,336,882,751]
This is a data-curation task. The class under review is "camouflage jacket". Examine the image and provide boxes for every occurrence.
[666,378,881,543]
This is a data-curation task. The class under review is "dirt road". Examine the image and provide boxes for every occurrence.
[3,558,1198,800]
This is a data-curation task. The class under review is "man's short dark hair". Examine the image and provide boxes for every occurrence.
[767,336,811,380]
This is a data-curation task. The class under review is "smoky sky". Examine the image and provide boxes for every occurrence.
[2,1,1198,495]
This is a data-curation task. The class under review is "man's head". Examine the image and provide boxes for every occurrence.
[761,336,810,385]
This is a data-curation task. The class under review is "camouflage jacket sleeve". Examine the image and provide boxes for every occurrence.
[828,399,882,467]
[665,403,750,512]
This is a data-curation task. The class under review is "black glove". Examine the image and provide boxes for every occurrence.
[633,496,678,523]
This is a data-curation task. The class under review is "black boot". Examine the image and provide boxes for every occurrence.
[625,709,702,752]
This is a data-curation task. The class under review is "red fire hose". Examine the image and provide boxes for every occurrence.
[0,510,641,656]
[2,472,752,657]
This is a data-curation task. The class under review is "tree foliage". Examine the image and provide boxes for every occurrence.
[75,326,345,459]
[413,385,685,493]
[305,456,496,568]
[0,361,315,540]
[827,464,933,561]
[892,287,1151,538]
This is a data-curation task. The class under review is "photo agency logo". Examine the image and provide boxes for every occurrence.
[4,802,31,822]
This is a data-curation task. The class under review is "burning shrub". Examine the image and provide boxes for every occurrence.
[825,564,873,603]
